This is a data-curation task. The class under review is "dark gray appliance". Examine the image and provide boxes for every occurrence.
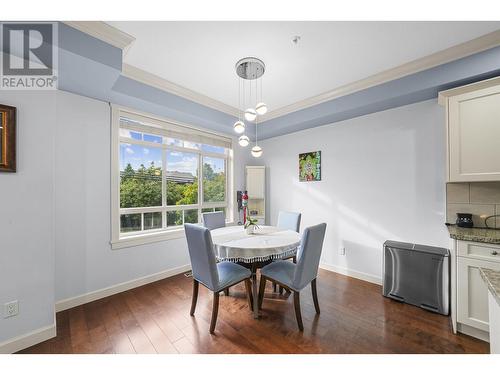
[383,240,450,315]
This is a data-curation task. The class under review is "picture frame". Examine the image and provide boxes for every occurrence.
[0,104,17,173]
[299,151,321,182]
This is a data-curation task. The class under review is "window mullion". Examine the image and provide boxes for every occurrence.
[162,148,167,206]
[198,153,202,223]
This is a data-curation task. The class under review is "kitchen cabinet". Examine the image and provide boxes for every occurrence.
[457,257,500,332]
[246,166,265,199]
[439,77,500,182]
[245,166,265,224]
[452,239,500,341]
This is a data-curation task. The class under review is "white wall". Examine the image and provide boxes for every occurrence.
[54,90,249,302]
[0,91,56,343]
[260,99,449,282]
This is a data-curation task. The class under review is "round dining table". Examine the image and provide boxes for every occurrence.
[211,225,301,318]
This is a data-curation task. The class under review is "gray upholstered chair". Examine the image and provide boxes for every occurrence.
[184,223,252,333]
[274,211,302,293]
[202,211,226,230]
[258,223,326,331]
[277,211,302,233]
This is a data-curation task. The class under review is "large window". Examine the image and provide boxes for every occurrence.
[111,107,232,248]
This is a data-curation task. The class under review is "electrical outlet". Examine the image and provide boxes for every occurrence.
[339,247,346,256]
[3,300,19,318]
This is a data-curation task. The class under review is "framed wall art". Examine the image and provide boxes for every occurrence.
[299,151,321,182]
[0,104,16,173]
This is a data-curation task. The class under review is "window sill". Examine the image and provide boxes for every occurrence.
[111,228,185,250]
[111,221,236,250]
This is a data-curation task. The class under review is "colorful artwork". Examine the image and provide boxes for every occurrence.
[299,151,321,182]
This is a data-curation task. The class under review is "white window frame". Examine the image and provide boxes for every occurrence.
[111,105,234,250]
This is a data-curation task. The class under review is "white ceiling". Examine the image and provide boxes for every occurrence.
[108,21,500,115]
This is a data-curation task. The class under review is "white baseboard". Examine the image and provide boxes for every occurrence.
[457,323,490,343]
[55,264,191,312]
[320,262,382,285]
[0,324,56,354]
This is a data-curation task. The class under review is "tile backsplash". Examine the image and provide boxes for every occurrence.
[446,182,500,228]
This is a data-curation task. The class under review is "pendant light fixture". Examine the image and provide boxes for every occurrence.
[233,76,246,134]
[244,108,257,122]
[244,76,257,121]
[255,76,268,115]
[251,109,263,158]
[238,135,250,147]
[234,57,267,157]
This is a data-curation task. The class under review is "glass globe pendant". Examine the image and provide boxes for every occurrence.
[255,102,268,115]
[251,145,263,158]
[238,135,250,147]
[233,120,245,134]
[244,108,257,122]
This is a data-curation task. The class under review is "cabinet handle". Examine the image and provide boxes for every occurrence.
[492,251,499,256]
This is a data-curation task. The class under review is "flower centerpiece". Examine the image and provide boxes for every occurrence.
[244,216,259,235]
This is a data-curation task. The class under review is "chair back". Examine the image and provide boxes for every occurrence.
[202,211,226,230]
[184,224,219,291]
[293,223,327,290]
[277,211,301,232]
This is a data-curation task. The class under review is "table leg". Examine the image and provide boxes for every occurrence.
[252,264,259,319]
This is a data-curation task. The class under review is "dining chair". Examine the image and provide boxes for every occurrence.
[184,223,253,333]
[202,211,226,230]
[201,211,231,295]
[274,211,302,293]
[277,211,302,233]
[258,223,327,331]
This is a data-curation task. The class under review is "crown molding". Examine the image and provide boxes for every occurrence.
[63,21,135,52]
[122,63,239,117]
[65,23,500,123]
[260,28,500,122]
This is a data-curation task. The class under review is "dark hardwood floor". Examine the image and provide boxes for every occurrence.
[18,269,489,354]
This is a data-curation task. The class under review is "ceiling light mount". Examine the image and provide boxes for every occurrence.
[235,57,265,80]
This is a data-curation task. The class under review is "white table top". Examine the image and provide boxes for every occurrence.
[211,225,301,263]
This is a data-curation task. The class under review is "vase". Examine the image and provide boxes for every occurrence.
[245,225,255,235]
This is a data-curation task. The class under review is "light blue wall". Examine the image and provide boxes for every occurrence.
[57,23,238,135]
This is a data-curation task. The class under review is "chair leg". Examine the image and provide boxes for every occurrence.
[258,276,267,309]
[311,278,320,314]
[224,288,230,296]
[209,292,220,334]
[244,279,253,310]
[190,279,199,316]
[293,291,304,331]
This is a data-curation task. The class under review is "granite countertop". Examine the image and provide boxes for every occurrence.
[479,268,500,306]
[446,224,500,244]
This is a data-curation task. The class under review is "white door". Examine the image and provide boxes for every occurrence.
[448,85,500,182]
[457,257,500,331]
[246,167,265,199]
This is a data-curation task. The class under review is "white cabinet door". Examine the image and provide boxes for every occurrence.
[488,291,500,354]
[246,167,265,199]
[457,257,500,331]
[448,85,500,182]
